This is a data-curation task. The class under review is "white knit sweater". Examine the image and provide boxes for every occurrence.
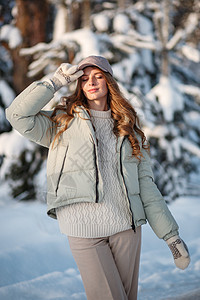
[56,109,132,238]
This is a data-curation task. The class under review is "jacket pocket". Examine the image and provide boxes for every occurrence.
[122,161,140,195]
[55,145,69,196]
[129,194,146,225]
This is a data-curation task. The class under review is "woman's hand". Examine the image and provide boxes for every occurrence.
[166,235,190,270]
[46,63,84,92]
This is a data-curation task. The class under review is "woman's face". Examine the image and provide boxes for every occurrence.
[80,67,108,106]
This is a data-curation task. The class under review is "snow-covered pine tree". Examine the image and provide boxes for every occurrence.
[0,0,49,199]
[140,0,200,200]
[0,0,15,133]
[0,0,200,201]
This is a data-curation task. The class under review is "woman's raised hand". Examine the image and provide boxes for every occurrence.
[46,63,84,92]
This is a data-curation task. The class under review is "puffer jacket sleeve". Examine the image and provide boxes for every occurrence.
[138,147,179,240]
[6,81,55,148]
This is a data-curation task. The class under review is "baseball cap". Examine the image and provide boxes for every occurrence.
[78,55,113,76]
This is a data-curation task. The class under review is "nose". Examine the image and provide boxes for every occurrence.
[88,75,96,86]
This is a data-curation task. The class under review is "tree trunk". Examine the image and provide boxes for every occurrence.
[161,0,170,77]
[12,0,49,94]
[71,1,82,30]
[117,0,131,10]
[82,0,91,28]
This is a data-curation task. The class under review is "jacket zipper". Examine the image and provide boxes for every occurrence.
[86,116,99,203]
[119,139,136,232]
[93,144,99,203]
[90,135,99,203]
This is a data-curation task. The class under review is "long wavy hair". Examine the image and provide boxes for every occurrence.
[50,69,149,159]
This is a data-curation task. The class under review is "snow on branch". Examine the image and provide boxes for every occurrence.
[0,24,22,49]
[120,35,159,51]
[178,137,200,158]
[133,1,160,13]
[144,125,169,139]
[26,47,70,77]
[109,37,134,54]
[19,29,99,77]
[166,29,184,50]
[181,45,200,63]
[166,13,198,50]
[179,84,200,104]
[146,76,184,122]
[20,42,52,56]
[128,28,155,42]
[20,28,101,78]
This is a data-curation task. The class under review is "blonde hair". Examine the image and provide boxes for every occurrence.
[50,70,149,159]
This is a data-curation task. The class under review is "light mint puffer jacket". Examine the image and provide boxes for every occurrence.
[6,81,179,240]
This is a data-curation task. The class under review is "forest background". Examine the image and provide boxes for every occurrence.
[0,0,200,202]
[0,1,200,299]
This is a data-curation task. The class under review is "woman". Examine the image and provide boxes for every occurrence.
[6,55,190,300]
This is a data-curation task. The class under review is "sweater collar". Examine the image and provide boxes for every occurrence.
[90,109,111,119]
[73,106,121,148]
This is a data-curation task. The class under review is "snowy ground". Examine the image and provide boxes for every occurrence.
[0,182,200,300]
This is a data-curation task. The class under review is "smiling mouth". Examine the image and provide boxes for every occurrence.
[88,88,99,93]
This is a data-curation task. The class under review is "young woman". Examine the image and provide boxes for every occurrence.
[6,55,190,300]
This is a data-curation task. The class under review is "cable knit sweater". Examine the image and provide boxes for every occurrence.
[56,108,132,238]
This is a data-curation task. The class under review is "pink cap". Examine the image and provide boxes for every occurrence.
[78,55,113,76]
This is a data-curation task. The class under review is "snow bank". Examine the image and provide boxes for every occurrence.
[0,189,199,300]
[0,184,85,300]
[139,196,200,299]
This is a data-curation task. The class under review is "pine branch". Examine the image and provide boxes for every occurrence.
[167,13,198,50]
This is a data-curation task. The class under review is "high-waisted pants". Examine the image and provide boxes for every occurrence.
[68,226,141,300]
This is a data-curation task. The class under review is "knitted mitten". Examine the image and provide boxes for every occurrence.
[166,235,190,270]
[45,63,83,92]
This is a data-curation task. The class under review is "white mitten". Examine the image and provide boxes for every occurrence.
[45,63,83,92]
[166,235,190,270]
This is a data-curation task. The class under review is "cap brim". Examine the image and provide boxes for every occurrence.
[78,63,108,73]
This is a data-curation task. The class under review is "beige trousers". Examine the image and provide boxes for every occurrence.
[68,227,141,300]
